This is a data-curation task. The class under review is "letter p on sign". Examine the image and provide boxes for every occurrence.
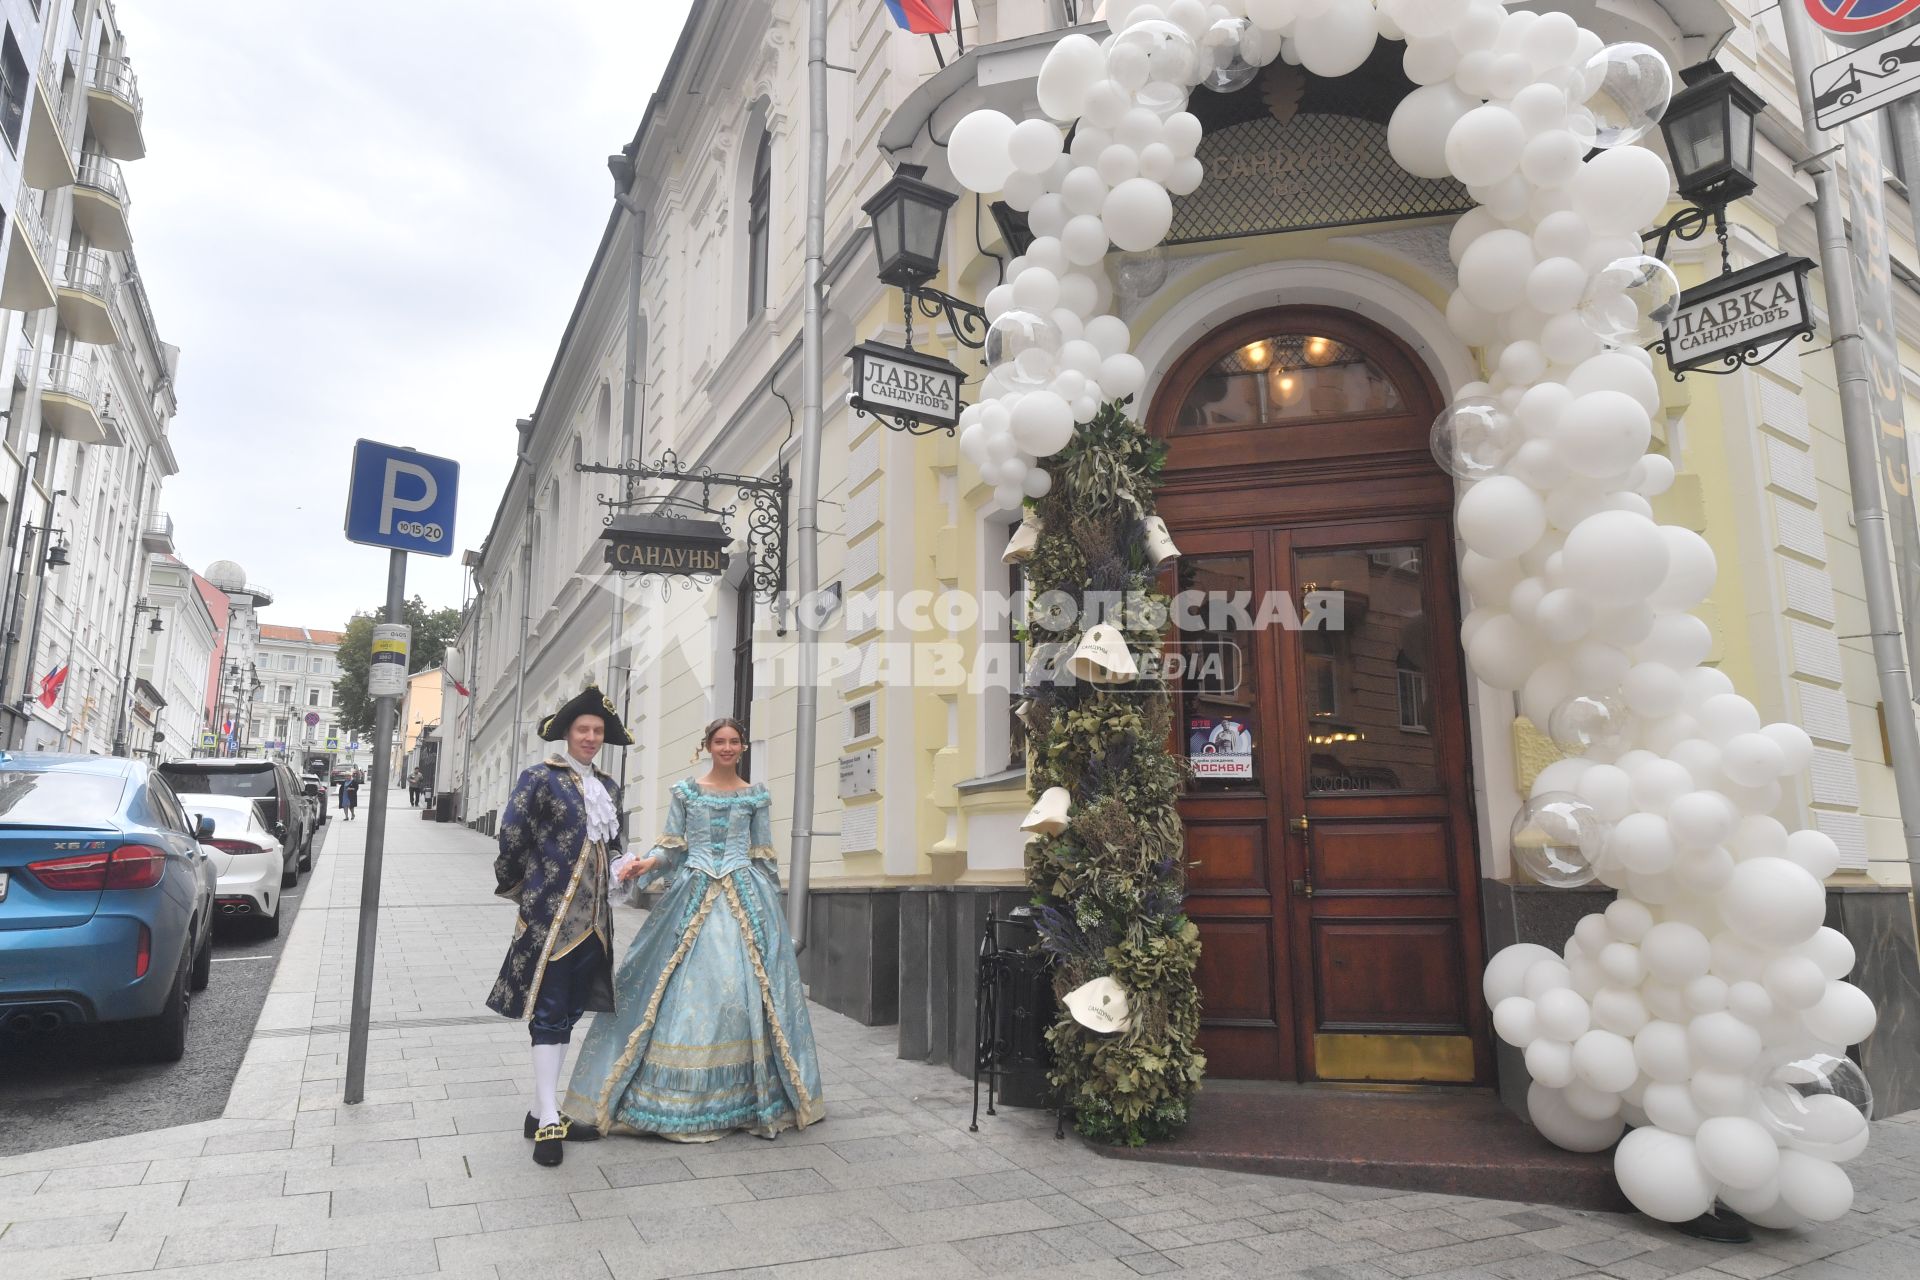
[345,439,460,557]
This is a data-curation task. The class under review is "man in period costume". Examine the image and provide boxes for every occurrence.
[487,683,633,1166]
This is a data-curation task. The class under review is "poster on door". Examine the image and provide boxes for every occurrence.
[1187,715,1254,779]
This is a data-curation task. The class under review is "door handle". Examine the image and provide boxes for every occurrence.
[1291,877,1314,898]
[1290,815,1309,832]
[1291,815,1312,897]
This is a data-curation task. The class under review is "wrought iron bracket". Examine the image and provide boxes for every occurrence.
[1644,202,1731,275]
[904,285,988,350]
[575,447,790,608]
[851,405,955,437]
[1650,327,1814,381]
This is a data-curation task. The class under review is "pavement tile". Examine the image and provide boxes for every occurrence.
[0,1231,164,1280]
[198,1128,296,1156]
[322,1238,442,1279]
[143,1147,332,1183]
[117,1191,332,1237]
[573,1174,759,1220]
[747,1242,983,1279]
[178,1171,286,1205]
[0,1211,124,1249]
[1117,1251,1180,1276]
[0,1181,187,1225]
[883,1177,984,1212]
[153,1223,278,1268]
[331,1138,423,1166]
[881,1198,1076,1247]
[270,1202,481,1254]
[597,1216,904,1279]
[331,1181,430,1217]
[35,1162,148,1192]
[98,1253,330,1280]
[281,1154,471,1195]
[952,1228,1071,1270]
[740,1168,836,1200]
[477,1190,583,1232]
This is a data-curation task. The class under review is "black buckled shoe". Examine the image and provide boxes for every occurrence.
[523,1112,602,1141]
[532,1121,567,1167]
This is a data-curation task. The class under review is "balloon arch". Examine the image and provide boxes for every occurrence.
[945,0,1877,1229]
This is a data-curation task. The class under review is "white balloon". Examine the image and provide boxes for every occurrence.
[1722,732,1787,789]
[1696,1117,1780,1192]
[1609,812,1675,876]
[1697,693,1762,743]
[1525,257,1588,315]
[1563,1079,1622,1121]
[1010,391,1076,456]
[1084,315,1130,359]
[1651,527,1716,611]
[1800,927,1857,980]
[1099,353,1147,401]
[1062,165,1109,217]
[1592,987,1650,1037]
[1763,955,1829,1012]
[1554,390,1651,479]
[1644,1080,1706,1134]
[1492,995,1539,1046]
[1688,1010,1762,1072]
[1458,229,1537,312]
[1528,1082,1625,1152]
[948,110,1019,193]
[1723,857,1828,949]
[1404,35,1461,86]
[1668,791,1735,850]
[1572,1028,1639,1093]
[1567,350,1660,415]
[1293,0,1377,79]
[1634,1020,1693,1083]
[1777,1151,1854,1223]
[1536,986,1592,1042]
[1096,142,1142,186]
[1387,83,1478,181]
[1101,177,1175,252]
[1614,1127,1718,1223]
[1640,921,1711,985]
[1561,511,1668,604]
[1457,477,1546,561]
[1525,1037,1577,1089]
[1803,980,1878,1046]
[1009,119,1066,175]
[1163,111,1202,157]
[1484,943,1561,1005]
[1521,129,1585,189]
[1763,722,1816,774]
[1570,145,1674,235]
[1037,33,1107,122]
[1446,105,1528,188]
[1784,828,1841,880]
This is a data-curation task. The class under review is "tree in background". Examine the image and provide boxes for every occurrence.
[334,596,462,741]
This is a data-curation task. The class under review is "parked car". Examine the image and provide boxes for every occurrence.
[302,772,329,823]
[180,794,285,938]
[0,754,216,1061]
[158,759,310,883]
[330,765,353,785]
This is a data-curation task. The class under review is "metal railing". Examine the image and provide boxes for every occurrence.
[57,246,112,300]
[38,47,71,123]
[17,187,55,268]
[144,512,174,543]
[37,350,99,406]
[74,153,129,206]
[87,56,142,118]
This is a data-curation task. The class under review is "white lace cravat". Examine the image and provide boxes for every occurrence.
[568,757,621,844]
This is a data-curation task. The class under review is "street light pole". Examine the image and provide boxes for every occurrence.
[110,598,157,758]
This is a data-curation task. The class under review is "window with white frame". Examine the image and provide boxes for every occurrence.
[1396,652,1428,733]
[746,131,772,316]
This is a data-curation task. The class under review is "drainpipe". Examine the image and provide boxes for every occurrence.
[514,420,536,765]
[0,444,38,703]
[786,0,828,954]
[609,157,646,813]
[17,485,60,734]
[1781,5,1920,881]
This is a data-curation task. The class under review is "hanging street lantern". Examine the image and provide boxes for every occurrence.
[862,162,957,290]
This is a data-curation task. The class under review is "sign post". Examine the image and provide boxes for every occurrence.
[340,440,458,1105]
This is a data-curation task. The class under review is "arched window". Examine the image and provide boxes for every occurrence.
[747,131,772,317]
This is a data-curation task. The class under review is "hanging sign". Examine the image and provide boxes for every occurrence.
[1804,1,1920,36]
[600,513,731,577]
[847,340,965,433]
[1810,23,1920,127]
[1655,254,1816,377]
[369,624,411,699]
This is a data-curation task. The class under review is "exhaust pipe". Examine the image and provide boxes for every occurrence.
[4,1013,34,1035]
[34,1011,59,1033]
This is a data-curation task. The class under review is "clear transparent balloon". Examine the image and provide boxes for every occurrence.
[1510,792,1606,889]
[1114,20,1201,89]
[1549,693,1638,755]
[1578,255,1681,347]
[1202,19,1258,94]
[1754,1051,1875,1159]
[1583,43,1674,149]
[985,310,1064,390]
[1430,398,1520,480]
[1114,248,1170,299]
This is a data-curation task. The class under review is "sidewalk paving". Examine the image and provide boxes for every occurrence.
[1,797,1917,1279]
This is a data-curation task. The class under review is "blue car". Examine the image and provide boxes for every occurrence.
[0,754,217,1061]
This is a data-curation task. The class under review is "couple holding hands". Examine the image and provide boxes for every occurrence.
[485,686,824,1166]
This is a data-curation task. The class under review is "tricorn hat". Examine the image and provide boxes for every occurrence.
[539,684,634,746]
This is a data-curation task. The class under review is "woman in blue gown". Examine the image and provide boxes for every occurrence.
[562,718,824,1141]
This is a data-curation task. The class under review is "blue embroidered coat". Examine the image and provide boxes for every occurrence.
[486,756,625,1021]
[562,778,825,1139]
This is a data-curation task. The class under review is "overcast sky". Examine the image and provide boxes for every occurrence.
[122,0,695,631]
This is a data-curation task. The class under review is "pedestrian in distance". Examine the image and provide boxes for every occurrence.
[339,774,358,821]
[407,767,423,806]
[564,717,824,1144]
[487,684,630,1167]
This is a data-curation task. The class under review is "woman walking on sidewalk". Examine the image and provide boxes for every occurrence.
[563,718,824,1143]
[338,774,358,821]
[487,685,630,1167]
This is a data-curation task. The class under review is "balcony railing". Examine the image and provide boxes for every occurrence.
[40,350,99,405]
[75,153,129,205]
[142,512,175,552]
[19,189,54,268]
[88,56,142,116]
[58,246,112,300]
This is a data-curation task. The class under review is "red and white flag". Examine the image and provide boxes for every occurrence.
[38,662,68,709]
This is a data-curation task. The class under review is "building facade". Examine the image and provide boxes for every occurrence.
[135,551,215,760]
[461,1,1920,1111]
[200,558,273,755]
[253,622,346,762]
[0,0,179,756]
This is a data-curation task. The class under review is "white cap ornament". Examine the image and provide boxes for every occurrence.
[1064,976,1133,1034]
[1003,508,1044,564]
[1021,785,1073,835]
[1141,515,1180,569]
[1067,622,1139,684]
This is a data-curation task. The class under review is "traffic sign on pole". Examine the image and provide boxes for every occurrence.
[1810,22,1920,127]
[344,441,460,557]
[1806,1,1920,36]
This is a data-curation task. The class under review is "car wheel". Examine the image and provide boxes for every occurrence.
[139,945,191,1063]
[259,895,282,940]
[281,852,299,889]
[190,918,213,991]
[298,839,312,872]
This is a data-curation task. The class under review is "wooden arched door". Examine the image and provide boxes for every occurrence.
[1150,306,1492,1086]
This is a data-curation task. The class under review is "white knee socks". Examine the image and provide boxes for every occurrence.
[531,1043,565,1126]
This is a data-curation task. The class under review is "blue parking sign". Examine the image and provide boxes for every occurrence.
[345,440,459,557]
